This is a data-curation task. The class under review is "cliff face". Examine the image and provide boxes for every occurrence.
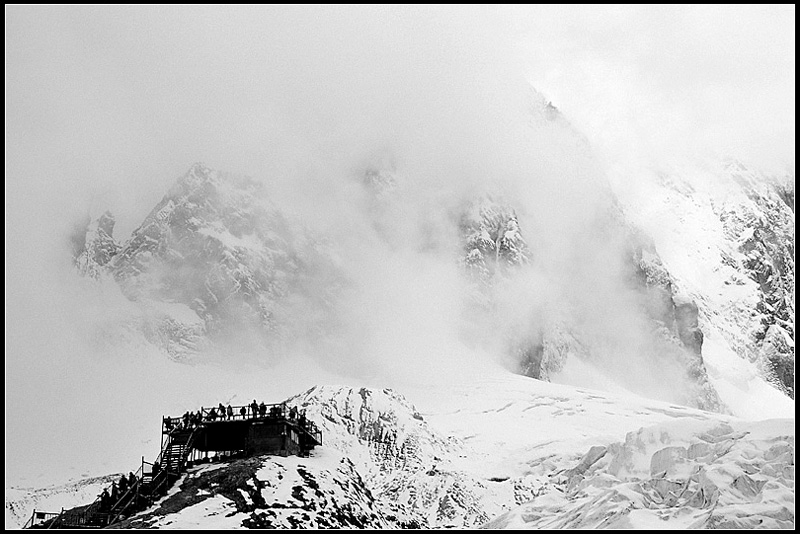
[75,211,121,279]
[611,160,795,401]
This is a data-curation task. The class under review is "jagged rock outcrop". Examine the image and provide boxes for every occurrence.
[611,158,795,405]
[114,456,414,529]
[73,163,342,358]
[286,386,455,482]
[285,386,513,528]
[75,211,121,278]
[713,162,795,397]
[109,163,298,336]
[460,195,529,286]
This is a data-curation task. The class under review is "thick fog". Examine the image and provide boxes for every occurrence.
[5,6,794,487]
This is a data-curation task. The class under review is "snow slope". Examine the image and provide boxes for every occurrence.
[609,160,795,405]
[10,372,790,529]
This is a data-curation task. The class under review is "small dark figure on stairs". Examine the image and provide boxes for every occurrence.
[164,417,173,431]
[218,403,226,416]
[183,411,190,428]
[110,482,119,503]
[128,472,137,488]
[208,408,218,421]
[227,404,233,420]
[289,406,298,420]
[152,461,161,477]
[251,400,258,419]
[99,488,111,512]
[259,402,267,417]
[118,474,128,494]
[239,405,247,419]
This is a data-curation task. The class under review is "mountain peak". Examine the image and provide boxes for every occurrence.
[188,161,212,177]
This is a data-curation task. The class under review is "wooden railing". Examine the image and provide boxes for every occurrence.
[162,403,322,446]
[22,510,61,529]
[26,402,321,529]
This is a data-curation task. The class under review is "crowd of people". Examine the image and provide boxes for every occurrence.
[163,402,310,431]
[97,472,138,513]
[83,402,316,526]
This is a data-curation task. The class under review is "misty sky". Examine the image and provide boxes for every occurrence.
[4,5,795,487]
[6,6,794,237]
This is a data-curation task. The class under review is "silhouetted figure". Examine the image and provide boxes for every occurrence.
[183,411,190,428]
[299,412,307,428]
[289,406,298,420]
[152,461,161,478]
[164,417,173,432]
[259,402,267,417]
[208,408,218,421]
[218,403,226,416]
[239,406,246,419]
[110,482,119,504]
[118,475,128,495]
[195,410,203,425]
[226,404,233,420]
[99,489,111,512]
[128,472,137,488]
[250,400,258,419]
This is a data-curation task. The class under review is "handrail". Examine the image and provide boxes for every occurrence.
[29,403,321,529]
[162,402,300,429]
[23,510,62,529]
[45,508,64,530]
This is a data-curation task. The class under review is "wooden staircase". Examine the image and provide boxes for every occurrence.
[25,403,322,529]
[31,427,199,529]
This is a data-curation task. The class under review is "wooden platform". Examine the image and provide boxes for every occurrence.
[24,402,322,529]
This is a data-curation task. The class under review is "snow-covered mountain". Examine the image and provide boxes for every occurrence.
[67,152,793,414]
[609,159,795,411]
[36,94,791,531]
[69,163,343,359]
[8,376,792,529]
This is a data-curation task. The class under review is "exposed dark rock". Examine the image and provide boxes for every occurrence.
[75,211,121,278]
[675,299,704,356]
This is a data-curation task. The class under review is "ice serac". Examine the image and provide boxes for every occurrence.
[486,418,795,529]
